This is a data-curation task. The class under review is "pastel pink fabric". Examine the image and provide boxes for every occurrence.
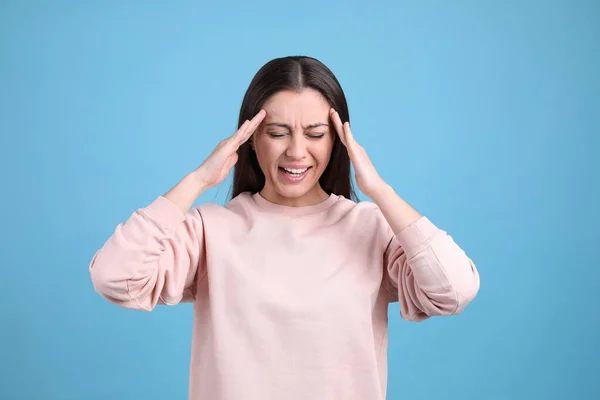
[90,192,480,399]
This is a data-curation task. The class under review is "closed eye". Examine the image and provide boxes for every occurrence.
[267,132,326,139]
[267,132,287,138]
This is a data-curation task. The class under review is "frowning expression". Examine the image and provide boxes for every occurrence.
[252,89,334,206]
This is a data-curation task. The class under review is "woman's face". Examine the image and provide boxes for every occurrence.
[252,88,335,207]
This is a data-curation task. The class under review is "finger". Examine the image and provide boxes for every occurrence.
[231,120,251,142]
[223,110,266,156]
[231,109,266,149]
[224,121,250,151]
[221,121,251,154]
[343,122,354,144]
[329,108,347,146]
[241,109,266,142]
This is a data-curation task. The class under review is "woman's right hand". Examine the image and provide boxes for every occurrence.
[163,109,266,214]
[195,109,266,189]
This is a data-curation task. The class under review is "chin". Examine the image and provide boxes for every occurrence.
[274,183,313,199]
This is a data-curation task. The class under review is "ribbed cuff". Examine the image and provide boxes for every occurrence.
[394,216,440,258]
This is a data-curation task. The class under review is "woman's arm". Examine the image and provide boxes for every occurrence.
[380,204,480,322]
[330,109,480,321]
[89,110,266,311]
[89,194,206,311]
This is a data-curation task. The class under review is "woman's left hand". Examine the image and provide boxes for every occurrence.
[330,108,386,198]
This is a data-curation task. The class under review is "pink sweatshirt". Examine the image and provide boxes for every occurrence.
[89,192,480,400]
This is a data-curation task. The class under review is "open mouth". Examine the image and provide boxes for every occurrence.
[278,166,312,182]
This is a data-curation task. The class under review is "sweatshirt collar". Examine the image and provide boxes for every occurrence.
[251,192,339,216]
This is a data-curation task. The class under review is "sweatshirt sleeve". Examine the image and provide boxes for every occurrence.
[383,216,480,322]
[89,196,206,311]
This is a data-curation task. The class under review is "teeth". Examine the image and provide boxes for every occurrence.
[283,167,308,174]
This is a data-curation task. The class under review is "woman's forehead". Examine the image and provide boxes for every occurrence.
[263,89,330,123]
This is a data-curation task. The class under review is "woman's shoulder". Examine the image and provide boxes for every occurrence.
[329,195,390,232]
[191,192,257,221]
[332,194,385,218]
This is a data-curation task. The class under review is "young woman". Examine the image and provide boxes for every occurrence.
[89,55,480,400]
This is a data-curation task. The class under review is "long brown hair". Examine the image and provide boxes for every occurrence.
[230,56,358,202]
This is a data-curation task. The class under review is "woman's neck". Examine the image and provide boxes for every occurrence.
[259,185,329,207]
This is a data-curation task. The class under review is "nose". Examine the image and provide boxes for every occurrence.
[285,133,308,160]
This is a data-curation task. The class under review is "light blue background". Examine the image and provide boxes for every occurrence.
[1,1,598,399]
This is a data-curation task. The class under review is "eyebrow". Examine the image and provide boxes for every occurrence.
[265,122,329,130]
